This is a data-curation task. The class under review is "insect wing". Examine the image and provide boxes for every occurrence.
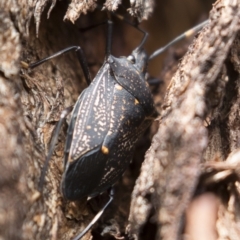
[62,63,115,200]
[63,88,86,168]
[90,74,154,195]
[68,63,114,162]
[62,145,108,200]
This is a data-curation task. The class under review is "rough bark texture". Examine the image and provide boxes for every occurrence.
[129,0,240,240]
[2,0,240,240]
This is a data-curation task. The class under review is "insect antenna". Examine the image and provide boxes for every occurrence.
[149,20,208,60]
[109,11,148,51]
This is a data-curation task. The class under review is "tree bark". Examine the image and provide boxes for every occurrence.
[1,0,239,240]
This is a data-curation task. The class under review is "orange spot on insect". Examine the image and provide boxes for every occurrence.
[101,146,109,155]
[135,98,139,105]
[115,84,123,90]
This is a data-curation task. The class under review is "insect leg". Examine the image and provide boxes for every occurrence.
[39,106,73,190]
[72,188,115,240]
[78,17,113,60]
[147,77,163,86]
[149,20,208,60]
[105,19,113,58]
[22,46,91,86]
[78,19,113,60]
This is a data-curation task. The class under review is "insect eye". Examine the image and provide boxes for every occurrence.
[127,55,136,64]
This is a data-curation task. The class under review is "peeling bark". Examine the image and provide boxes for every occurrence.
[1,0,239,240]
[129,0,240,240]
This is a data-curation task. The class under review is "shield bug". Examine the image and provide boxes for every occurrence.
[22,17,208,240]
